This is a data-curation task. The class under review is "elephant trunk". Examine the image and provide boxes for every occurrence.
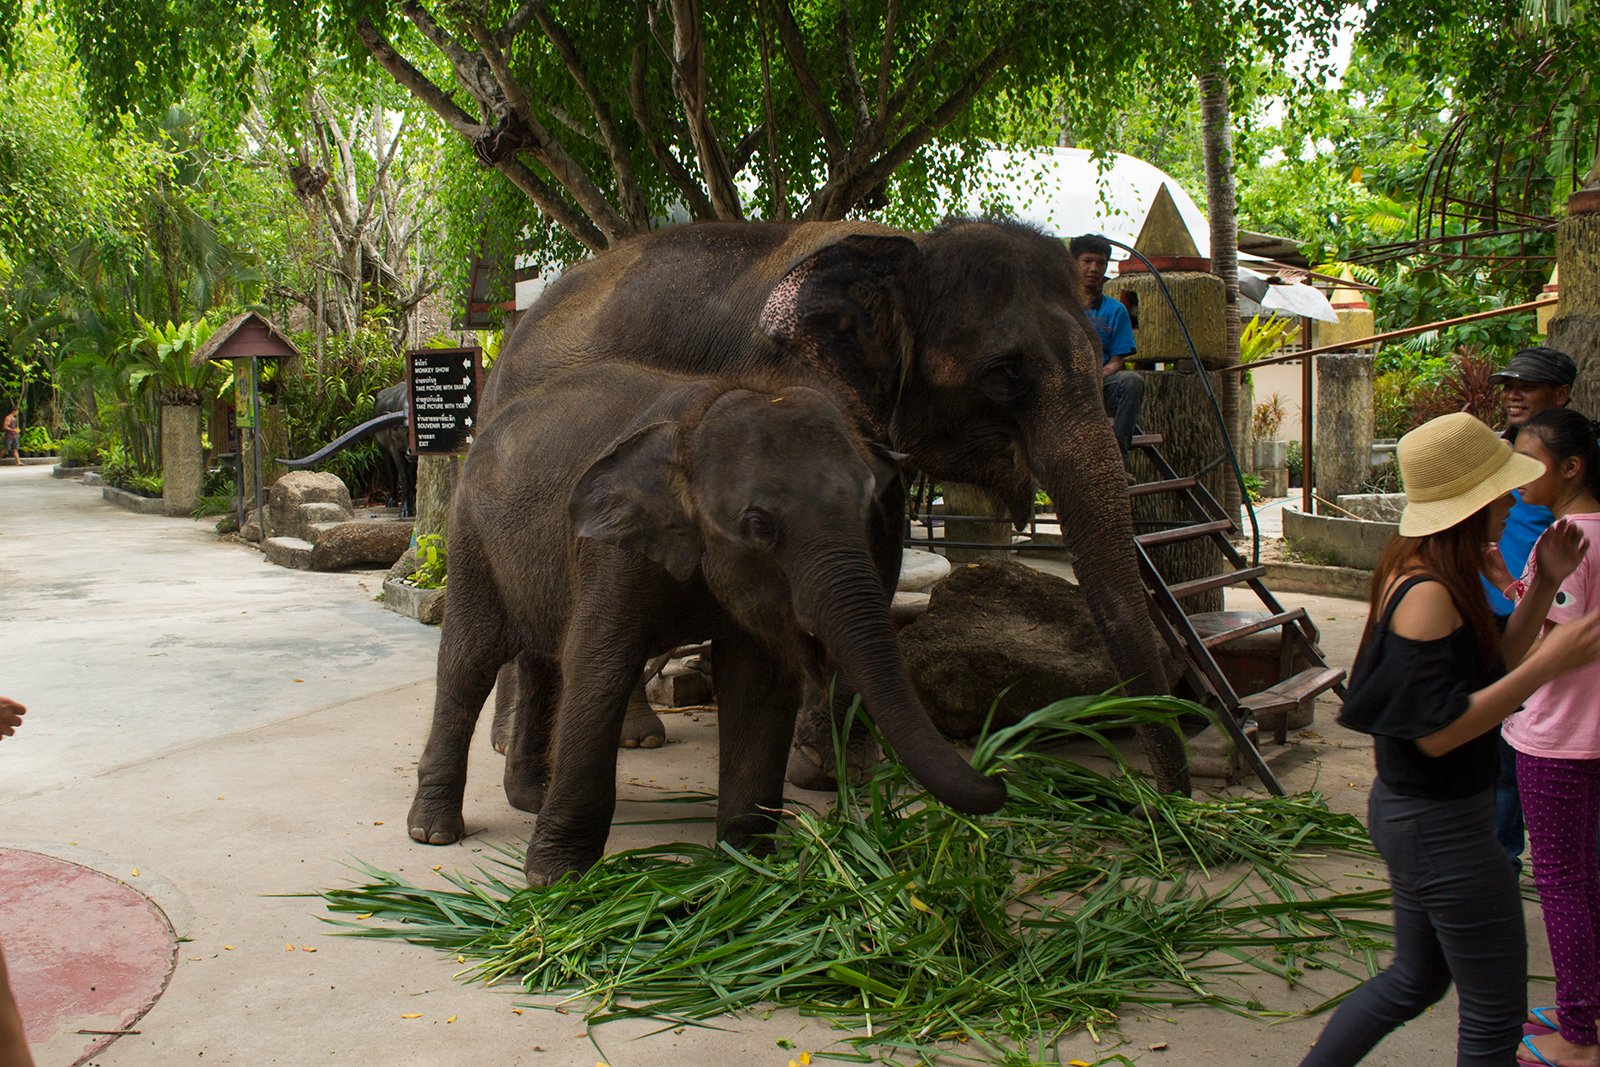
[1027,382,1192,795]
[787,538,1006,814]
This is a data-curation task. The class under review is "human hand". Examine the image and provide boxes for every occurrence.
[0,697,23,740]
[1536,519,1590,586]
[1483,544,1513,592]
[1535,612,1600,678]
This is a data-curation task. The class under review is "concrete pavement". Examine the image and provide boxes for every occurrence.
[0,462,1546,1066]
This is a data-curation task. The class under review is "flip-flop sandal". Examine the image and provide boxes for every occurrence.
[1531,1006,1560,1030]
[1519,1035,1559,1066]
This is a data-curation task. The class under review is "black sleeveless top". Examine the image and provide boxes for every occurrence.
[1338,575,1505,799]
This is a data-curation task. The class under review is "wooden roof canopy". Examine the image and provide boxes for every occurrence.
[191,312,304,365]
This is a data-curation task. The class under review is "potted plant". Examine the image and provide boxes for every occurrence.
[1251,393,1289,470]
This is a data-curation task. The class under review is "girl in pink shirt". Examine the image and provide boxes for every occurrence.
[1507,407,1600,1067]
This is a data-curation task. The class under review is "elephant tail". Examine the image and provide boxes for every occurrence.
[279,409,407,469]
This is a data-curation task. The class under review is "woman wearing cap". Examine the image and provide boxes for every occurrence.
[1301,412,1600,1067]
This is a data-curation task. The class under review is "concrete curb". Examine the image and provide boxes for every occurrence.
[1263,560,1371,600]
[102,485,167,515]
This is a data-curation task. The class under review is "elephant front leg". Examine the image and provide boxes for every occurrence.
[525,616,646,885]
[712,634,801,850]
[408,548,510,845]
[785,670,883,792]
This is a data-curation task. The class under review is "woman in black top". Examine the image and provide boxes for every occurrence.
[1301,413,1600,1066]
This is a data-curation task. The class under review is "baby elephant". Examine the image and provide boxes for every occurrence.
[407,363,1006,885]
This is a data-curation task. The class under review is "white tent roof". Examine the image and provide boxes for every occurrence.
[954,146,1213,261]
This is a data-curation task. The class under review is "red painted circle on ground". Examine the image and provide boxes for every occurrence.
[0,848,177,1066]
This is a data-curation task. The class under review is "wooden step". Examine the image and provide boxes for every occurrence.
[1131,432,1163,448]
[1201,607,1310,650]
[1237,666,1346,718]
[1129,475,1199,498]
[1135,519,1235,548]
[1167,565,1268,599]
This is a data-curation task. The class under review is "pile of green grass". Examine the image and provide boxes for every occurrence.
[319,695,1387,1064]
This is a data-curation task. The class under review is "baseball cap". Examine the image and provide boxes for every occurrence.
[1490,346,1577,387]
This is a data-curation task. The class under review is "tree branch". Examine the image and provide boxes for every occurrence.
[533,4,652,229]
[654,0,743,218]
[458,9,631,239]
[627,41,716,219]
[398,0,503,111]
[875,0,896,125]
[499,0,544,47]
[767,0,845,166]
[496,158,609,253]
[806,41,1009,220]
[755,1,788,220]
[354,16,485,141]
[837,0,872,135]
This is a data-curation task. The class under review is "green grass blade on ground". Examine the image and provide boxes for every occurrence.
[317,693,1385,1062]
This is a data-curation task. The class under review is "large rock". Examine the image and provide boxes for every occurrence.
[311,521,415,571]
[897,558,1125,738]
[268,472,353,542]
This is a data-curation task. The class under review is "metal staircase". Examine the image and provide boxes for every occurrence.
[1127,430,1345,796]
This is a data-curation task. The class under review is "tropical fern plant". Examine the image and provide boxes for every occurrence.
[122,315,224,406]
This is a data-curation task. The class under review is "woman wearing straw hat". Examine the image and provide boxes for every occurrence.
[1301,412,1600,1066]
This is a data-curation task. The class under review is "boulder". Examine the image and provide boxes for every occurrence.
[897,549,951,592]
[263,536,315,570]
[311,521,415,571]
[896,558,1130,738]
[268,472,353,541]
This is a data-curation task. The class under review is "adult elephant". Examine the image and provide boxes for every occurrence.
[484,218,1187,796]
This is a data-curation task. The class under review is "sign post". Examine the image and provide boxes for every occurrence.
[407,347,482,456]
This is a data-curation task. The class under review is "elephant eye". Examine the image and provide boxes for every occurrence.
[739,508,778,547]
[982,352,1034,404]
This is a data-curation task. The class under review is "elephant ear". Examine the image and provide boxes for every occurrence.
[571,422,703,582]
[867,441,911,502]
[759,234,921,385]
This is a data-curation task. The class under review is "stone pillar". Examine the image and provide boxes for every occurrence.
[940,483,1012,563]
[1313,352,1375,505]
[1554,191,1600,417]
[160,403,204,517]
[1131,368,1229,614]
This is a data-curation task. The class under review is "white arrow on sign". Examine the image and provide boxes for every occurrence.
[463,358,472,369]
[463,394,473,405]
[466,435,474,444]
[465,416,473,426]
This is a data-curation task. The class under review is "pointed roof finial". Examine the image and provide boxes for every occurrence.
[1118,184,1209,273]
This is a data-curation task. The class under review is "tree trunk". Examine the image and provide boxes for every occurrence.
[415,454,463,541]
[1199,59,1243,519]
[1554,199,1600,416]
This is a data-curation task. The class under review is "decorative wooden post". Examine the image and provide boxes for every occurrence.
[1109,185,1230,613]
[189,313,304,542]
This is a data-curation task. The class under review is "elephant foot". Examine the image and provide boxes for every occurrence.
[523,834,602,887]
[407,788,466,845]
[618,699,666,750]
[490,714,511,755]
[784,729,882,792]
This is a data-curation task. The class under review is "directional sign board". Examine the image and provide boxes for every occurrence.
[407,346,482,455]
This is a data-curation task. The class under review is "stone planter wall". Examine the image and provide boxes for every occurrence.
[1282,504,1397,571]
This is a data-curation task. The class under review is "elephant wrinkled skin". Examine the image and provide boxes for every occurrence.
[407,365,1005,885]
[479,219,1188,795]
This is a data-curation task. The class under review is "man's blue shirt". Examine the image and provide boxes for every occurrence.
[1484,489,1554,616]
[1084,294,1135,362]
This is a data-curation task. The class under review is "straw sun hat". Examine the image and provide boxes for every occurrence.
[1397,412,1546,537]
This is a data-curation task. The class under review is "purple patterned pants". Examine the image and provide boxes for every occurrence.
[1519,750,1600,1047]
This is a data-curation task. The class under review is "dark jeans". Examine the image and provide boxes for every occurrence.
[1300,780,1525,1066]
[1495,737,1525,871]
[1103,370,1144,456]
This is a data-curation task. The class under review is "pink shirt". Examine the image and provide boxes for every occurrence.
[1504,512,1600,760]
